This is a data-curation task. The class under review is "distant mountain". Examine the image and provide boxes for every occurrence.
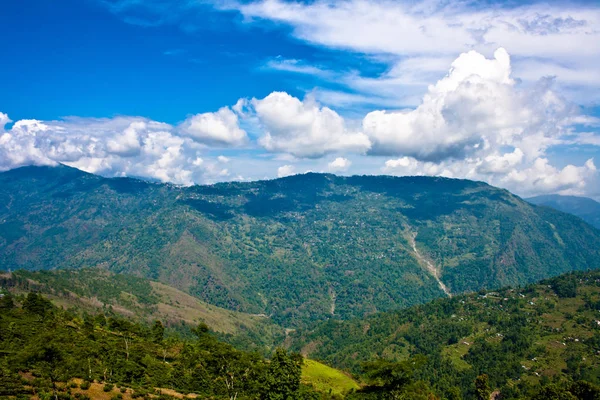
[527,194,600,229]
[1,165,600,326]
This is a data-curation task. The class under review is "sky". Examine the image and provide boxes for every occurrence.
[1,0,600,199]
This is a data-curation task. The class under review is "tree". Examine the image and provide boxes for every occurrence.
[363,355,426,392]
[23,292,51,316]
[0,364,30,396]
[260,348,302,400]
[25,341,70,400]
[151,320,165,344]
[475,374,491,400]
[552,276,578,298]
[569,381,600,400]
[0,293,14,310]
[529,384,577,400]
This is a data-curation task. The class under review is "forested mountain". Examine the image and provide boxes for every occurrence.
[290,270,600,399]
[527,194,600,229]
[2,165,600,326]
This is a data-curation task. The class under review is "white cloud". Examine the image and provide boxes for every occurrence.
[0,113,11,128]
[382,156,449,177]
[230,0,600,99]
[252,91,371,158]
[501,158,597,196]
[362,48,581,163]
[277,164,295,177]
[106,121,144,156]
[264,58,331,78]
[178,106,248,146]
[478,148,524,175]
[217,155,230,163]
[381,154,598,197]
[0,114,239,185]
[328,157,351,172]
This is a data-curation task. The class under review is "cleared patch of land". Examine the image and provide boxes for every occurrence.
[301,359,360,396]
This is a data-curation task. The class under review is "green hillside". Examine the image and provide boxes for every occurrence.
[0,269,284,351]
[0,292,327,400]
[301,359,360,396]
[1,165,600,326]
[2,272,600,400]
[291,270,600,399]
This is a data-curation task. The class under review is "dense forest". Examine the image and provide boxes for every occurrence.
[2,166,600,327]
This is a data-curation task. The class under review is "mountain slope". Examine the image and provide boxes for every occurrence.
[0,268,284,349]
[290,270,600,399]
[527,194,600,229]
[1,165,600,325]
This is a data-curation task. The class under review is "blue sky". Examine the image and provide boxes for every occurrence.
[1,0,600,198]
[1,0,308,122]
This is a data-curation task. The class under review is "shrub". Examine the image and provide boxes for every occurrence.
[120,387,127,393]
[103,383,114,392]
[132,389,148,399]
[80,381,91,390]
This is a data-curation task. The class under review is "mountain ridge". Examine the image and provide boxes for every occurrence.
[527,194,600,229]
[2,165,600,326]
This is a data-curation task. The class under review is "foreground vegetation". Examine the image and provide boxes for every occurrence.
[0,292,330,400]
[0,269,284,353]
[3,270,600,398]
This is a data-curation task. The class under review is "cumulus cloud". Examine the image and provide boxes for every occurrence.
[362,48,569,161]
[328,157,351,172]
[0,113,11,128]
[178,107,247,146]
[382,157,450,177]
[478,148,524,175]
[502,158,597,196]
[0,113,241,185]
[369,47,600,196]
[252,92,371,158]
[381,154,598,197]
[277,164,295,177]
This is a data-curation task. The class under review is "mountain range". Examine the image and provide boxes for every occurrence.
[527,194,600,229]
[1,165,600,327]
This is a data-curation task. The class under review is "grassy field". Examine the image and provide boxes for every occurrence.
[302,359,360,396]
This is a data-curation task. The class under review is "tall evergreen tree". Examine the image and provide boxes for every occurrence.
[260,348,302,400]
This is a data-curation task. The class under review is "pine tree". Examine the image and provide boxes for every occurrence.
[260,348,302,400]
